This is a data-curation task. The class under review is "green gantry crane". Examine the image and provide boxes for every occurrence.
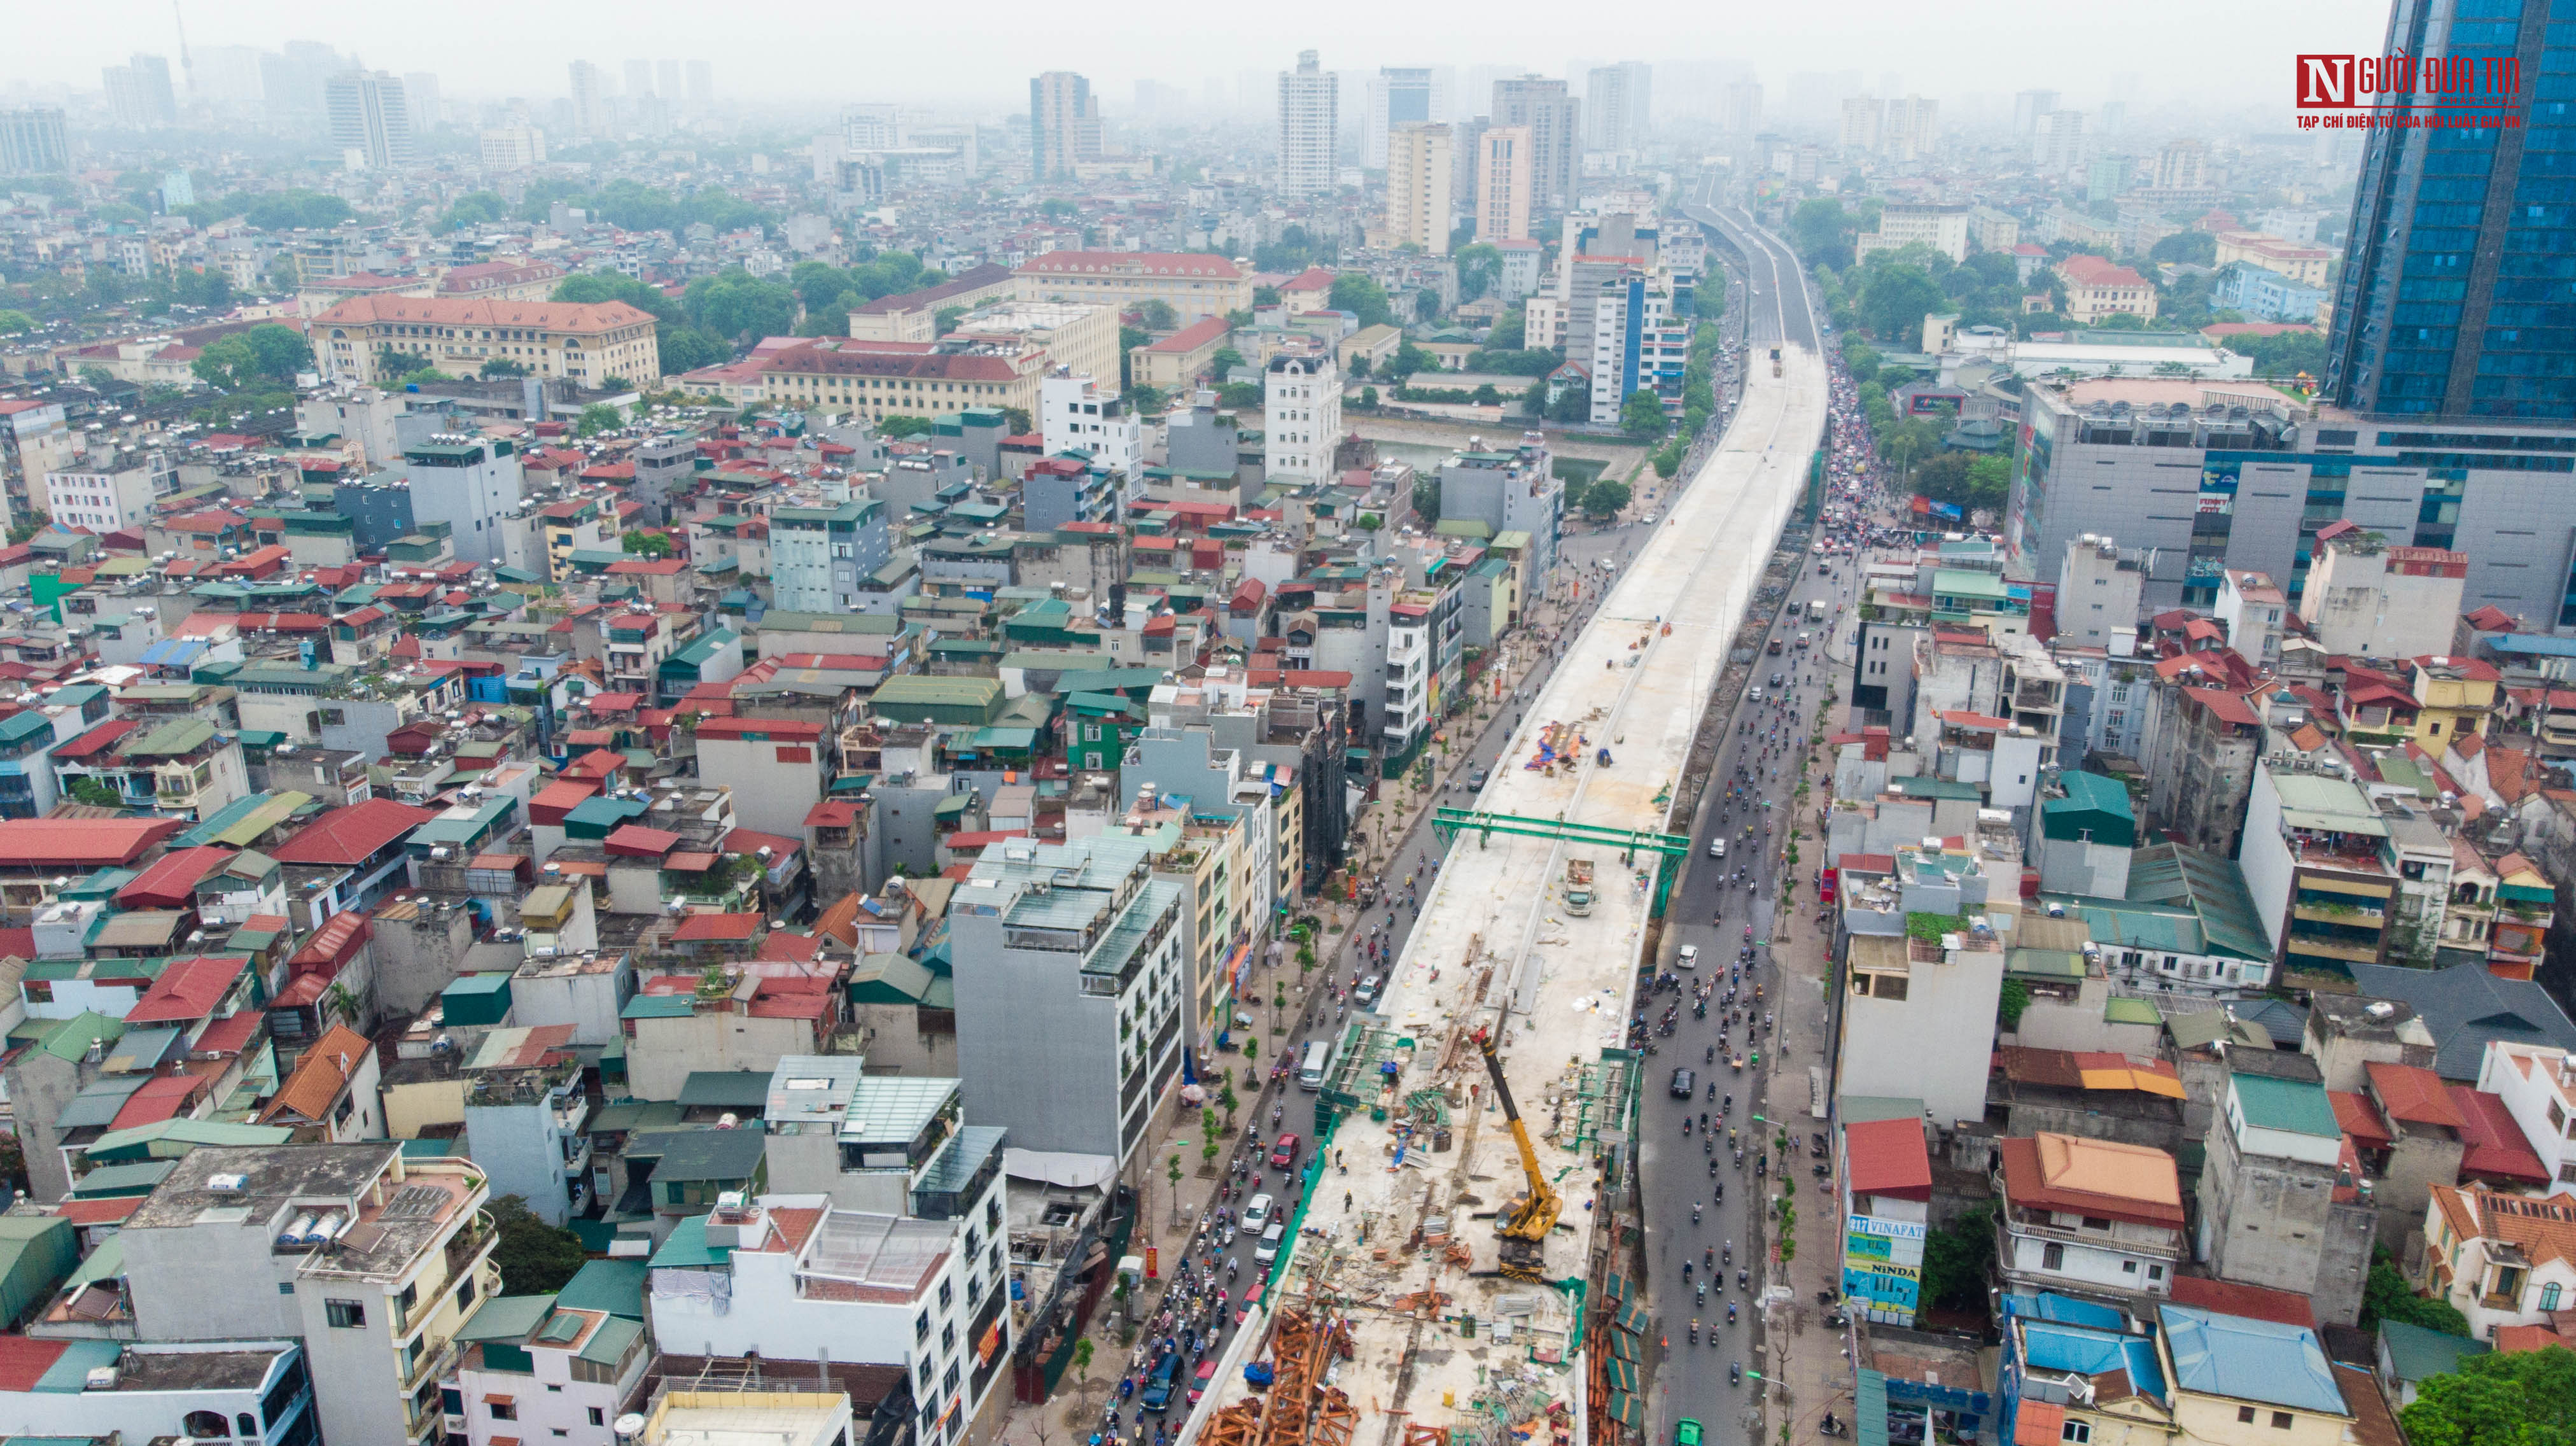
[1429,808,1693,916]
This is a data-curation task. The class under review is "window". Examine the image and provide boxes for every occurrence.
[2080,1216,2111,1231]
[2148,1264,2164,1282]
[2547,1284,2564,1312]
[279,1281,297,1295]
[2272,1414,2294,1431]
[939,1279,955,1310]
[2121,1260,2138,1274]
[2062,1423,2090,1445]
[492,1401,518,1421]
[2042,1242,2066,1270]
[591,1409,608,1427]
[2239,1408,2258,1424]
[325,1298,366,1328]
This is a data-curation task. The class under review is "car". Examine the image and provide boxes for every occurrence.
[1242,1193,1275,1230]
[1141,1353,1182,1412]
[1676,1420,1705,1446]
[1770,671,1786,687]
[1467,764,1490,790]
[1747,687,1763,703]
[1254,1221,1287,1263]
[1270,1132,1301,1168]
[1711,838,1728,859]
[1677,944,1700,970]
[1355,974,1383,1007]
[1642,512,1659,525]
[1190,1359,1219,1405]
[1670,1067,1697,1098]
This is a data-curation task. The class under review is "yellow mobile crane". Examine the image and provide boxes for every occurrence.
[1474,1026,1561,1281]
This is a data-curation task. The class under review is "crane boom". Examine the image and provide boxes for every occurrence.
[1474,1027,1562,1281]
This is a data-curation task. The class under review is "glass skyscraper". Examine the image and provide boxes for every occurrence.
[2325,0,2572,418]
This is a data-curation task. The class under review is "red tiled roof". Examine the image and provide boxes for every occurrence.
[115,845,230,910]
[2451,1085,2551,1184]
[2328,1090,2393,1149]
[50,1196,142,1226]
[110,1071,202,1128]
[2367,1060,2467,1128]
[0,1336,69,1391]
[312,295,655,333]
[672,911,762,943]
[694,717,824,742]
[269,799,438,867]
[1998,1134,2184,1227]
[0,816,183,869]
[1843,1118,1932,1198]
[125,955,246,1025]
[604,824,681,858]
[1019,251,1247,280]
[1144,316,1234,353]
[2166,1275,2318,1330]
[2013,1401,2064,1446]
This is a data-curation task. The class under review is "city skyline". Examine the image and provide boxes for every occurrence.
[10,0,2384,115]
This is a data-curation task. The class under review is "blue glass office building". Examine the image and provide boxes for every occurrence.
[2325,0,2573,418]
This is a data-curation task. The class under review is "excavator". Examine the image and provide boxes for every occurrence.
[1474,1025,1561,1282]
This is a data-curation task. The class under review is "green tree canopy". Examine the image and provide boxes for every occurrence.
[575,403,625,437]
[1618,389,1669,440]
[1464,348,1559,377]
[2399,1338,2576,1446]
[1329,274,1396,328]
[240,190,353,231]
[0,309,37,335]
[1138,300,1179,331]
[1918,1203,1995,1311]
[487,1195,589,1295]
[683,270,799,344]
[440,192,510,232]
[1455,244,1502,304]
[1858,263,1946,346]
[552,274,679,322]
[2149,230,2217,267]
[878,415,935,439]
[1581,478,1632,519]
[621,530,675,558]
[1486,308,1526,350]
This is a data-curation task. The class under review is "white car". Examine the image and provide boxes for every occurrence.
[1642,512,1660,525]
[1709,838,1727,859]
[1242,1193,1275,1231]
[1255,1221,1287,1263]
[1677,944,1700,970]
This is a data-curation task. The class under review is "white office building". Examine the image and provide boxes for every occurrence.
[1277,51,1338,199]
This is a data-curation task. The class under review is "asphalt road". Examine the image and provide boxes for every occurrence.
[1637,193,1835,1446]
[1128,199,1795,1446]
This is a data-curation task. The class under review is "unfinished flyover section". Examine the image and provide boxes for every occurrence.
[1173,213,1828,1446]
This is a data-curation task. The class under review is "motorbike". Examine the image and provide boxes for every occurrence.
[1729,1362,1742,1387]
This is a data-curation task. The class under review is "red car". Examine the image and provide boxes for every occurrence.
[1189,1359,1217,1405]
[1269,1133,1300,1168]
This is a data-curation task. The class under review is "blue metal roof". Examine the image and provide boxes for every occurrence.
[2161,1305,2345,1414]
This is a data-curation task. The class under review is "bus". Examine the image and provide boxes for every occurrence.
[1298,1039,1334,1091]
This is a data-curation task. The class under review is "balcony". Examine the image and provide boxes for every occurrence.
[2294,901,2386,925]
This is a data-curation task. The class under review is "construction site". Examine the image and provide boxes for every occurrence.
[1170,319,1830,1446]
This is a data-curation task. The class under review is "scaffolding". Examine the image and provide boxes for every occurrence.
[1197,1303,1358,1446]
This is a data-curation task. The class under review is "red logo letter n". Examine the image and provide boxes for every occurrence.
[2298,55,2353,107]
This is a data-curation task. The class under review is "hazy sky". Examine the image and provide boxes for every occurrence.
[18,0,2389,117]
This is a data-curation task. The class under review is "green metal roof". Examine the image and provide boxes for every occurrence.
[2377,1320,2488,1382]
[676,1071,773,1111]
[554,1259,649,1321]
[2232,1073,2340,1138]
[647,1212,734,1268]
[459,1293,559,1344]
[2041,772,2137,847]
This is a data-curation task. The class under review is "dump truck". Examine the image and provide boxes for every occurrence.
[1564,857,1597,915]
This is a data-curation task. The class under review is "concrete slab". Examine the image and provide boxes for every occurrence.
[1177,335,1830,1446]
